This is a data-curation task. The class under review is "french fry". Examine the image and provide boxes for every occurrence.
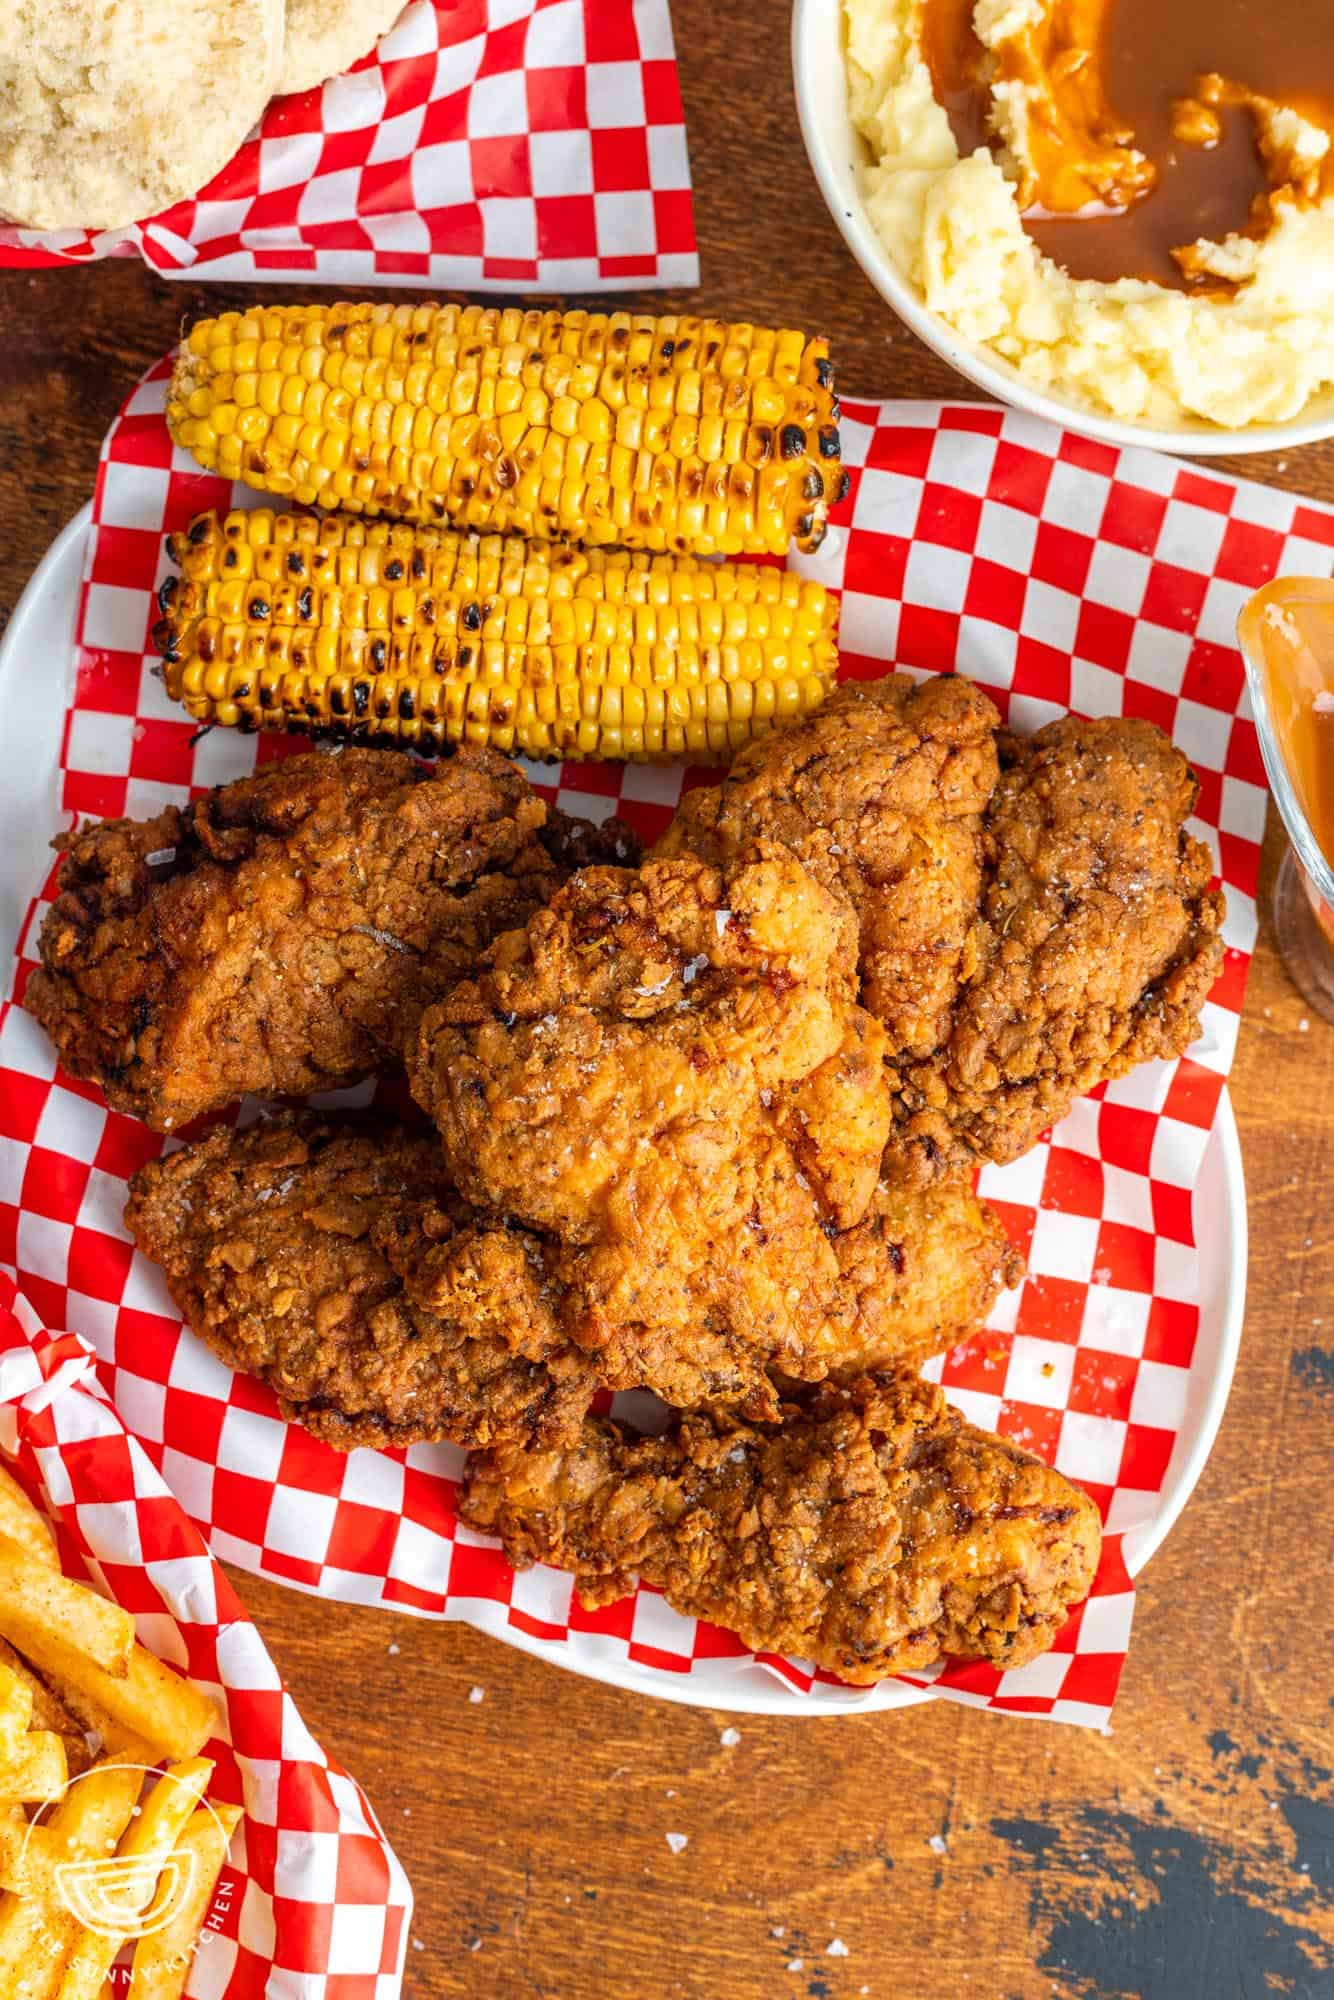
[0,1661,34,1765]
[128,1803,242,2000]
[0,1661,68,1806]
[0,1477,238,1999]
[0,1534,134,1679]
[0,1730,67,1806]
[0,1760,142,1998]
[30,1666,156,1769]
[14,1630,217,1765]
[0,1643,93,1777]
[0,1805,26,1887]
[55,1759,215,2000]
[0,1468,58,1570]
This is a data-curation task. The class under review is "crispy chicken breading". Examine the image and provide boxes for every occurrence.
[822,1176,1023,1377]
[657,678,1224,1183]
[774,1009,893,1232]
[24,747,629,1133]
[461,1370,1102,1684]
[887,714,1226,1179]
[656,673,1002,1056]
[409,842,907,1412]
[124,1112,595,1452]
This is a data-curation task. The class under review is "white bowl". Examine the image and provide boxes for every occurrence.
[791,0,1334,457]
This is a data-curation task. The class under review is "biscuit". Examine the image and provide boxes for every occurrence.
[0,0,283,231]
[278,0,406,97]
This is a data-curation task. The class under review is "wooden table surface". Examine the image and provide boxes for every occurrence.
[1,6,1332,1995]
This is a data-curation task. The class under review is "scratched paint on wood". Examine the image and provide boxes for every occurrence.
[993,1732,1334,2000]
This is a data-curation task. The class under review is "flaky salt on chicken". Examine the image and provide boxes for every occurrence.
[461,1369,1101,1683]
[657,677,1224,1181]
[888,713,1225,1179]
[126,1106,1018,1442]
[124,1112,595,1453]
[656,672,1001,1057]
[409,840,888,1413]
[408,840,1021,1410]
[25,746,634,1133]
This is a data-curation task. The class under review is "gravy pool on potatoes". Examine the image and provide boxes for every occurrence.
[921,0,1334,288]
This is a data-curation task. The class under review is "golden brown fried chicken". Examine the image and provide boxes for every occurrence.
[541,808,642,877]
[823,1176,1023,1377]
[887,715,1226,1180]
[655,672,1001,1056]
[774,1009,893,1232]
[461,1370,1101,1684]
[657,677,1224,1183]
[410,842,901,1413]
[24,747,622,1133]
[124,1112,594,1452]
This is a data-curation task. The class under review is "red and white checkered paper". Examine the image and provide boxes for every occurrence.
[0,0,697,290]
[0,1279,412,1995]
[6,367,1333,1725]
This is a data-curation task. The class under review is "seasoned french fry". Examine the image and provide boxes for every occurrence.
[15,1630,217,1765]
[0,1476,235,1999]
[128,1803,242,2000]
[0,1643,92,1777]
[0,1534,134,1679]
[0,1661,33,1765]
[0,1729,67,1806]
[0,1806,26,1888]
[0,1760,142,1997]
[0,1468,58,1569]
[0,1658,67,1805]
[31,1668,155,1768]
[55,1759,215,2000]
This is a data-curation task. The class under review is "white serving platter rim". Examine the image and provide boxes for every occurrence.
[0,510,1248,1716]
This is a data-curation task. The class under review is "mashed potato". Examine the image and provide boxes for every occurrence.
[845,0,1334,429]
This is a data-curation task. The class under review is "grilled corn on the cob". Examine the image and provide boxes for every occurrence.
[166,302,844,559]
[154,509,840,763]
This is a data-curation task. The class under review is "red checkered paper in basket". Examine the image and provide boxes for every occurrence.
[6,376,1334,1726]
[0,1277,412,1997]
[0,0,697,290]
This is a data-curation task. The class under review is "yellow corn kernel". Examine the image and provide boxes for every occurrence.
[167,303,842,558]
[155,507,841,763]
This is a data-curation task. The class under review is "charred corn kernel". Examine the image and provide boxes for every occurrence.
[168,302,843,558]
[154,508,839,764]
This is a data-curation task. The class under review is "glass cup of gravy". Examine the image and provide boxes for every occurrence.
[1237,577,1334,1022]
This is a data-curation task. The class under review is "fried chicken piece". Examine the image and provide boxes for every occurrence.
[887,715,1226,1180]
[657,679,1224,1182]
[124,1112,594,1452]
[822,1176,1023,1376]
[541,808,642,876]
[774,1008,892,1231]
[410,842,899,1413]
[655,673,1001,1057]
[461,1370,1102,1684]
[24,746,577,1133]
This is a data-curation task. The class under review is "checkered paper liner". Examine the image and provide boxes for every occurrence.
[7,370,1334,1727]
[0,0,697,290]
[0,1281,412,1997]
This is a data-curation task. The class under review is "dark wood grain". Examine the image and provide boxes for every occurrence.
[1,7,1332,1996]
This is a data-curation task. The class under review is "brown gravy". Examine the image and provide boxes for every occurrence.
[921,0,1334,289]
